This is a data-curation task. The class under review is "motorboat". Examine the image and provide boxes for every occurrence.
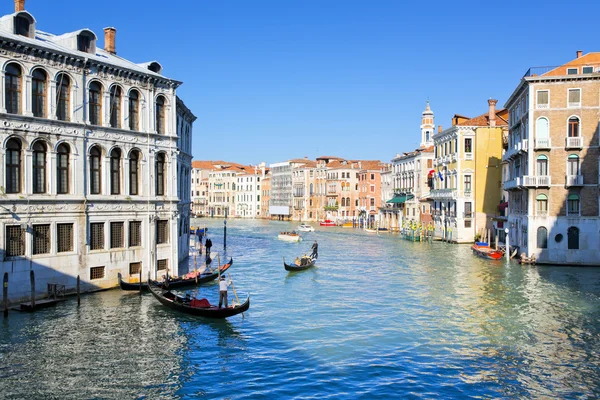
[297,224,315,232]
[278,231,302,242]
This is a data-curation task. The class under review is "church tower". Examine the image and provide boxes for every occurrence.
[420,101,435,148]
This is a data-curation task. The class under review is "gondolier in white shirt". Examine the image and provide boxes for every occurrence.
[218,275,231,308]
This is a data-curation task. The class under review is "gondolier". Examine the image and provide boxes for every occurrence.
[310,240,318,259]
[218,275,231,308]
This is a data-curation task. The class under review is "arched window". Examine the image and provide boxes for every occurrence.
[155,96,166,134]
[155,153,165,195]
[536,155,548,176]
[536,117,549,140]
[129,150,139,195]
[536,194,548,215]
[57,143,70,194]
[89,82,102,125]
[568,154,580,176]
[129,90,139,131]
[32,69,47,118]
[537,226,548,249]
[346,197,350,207]
[110,148,121,195]
[567,193,580,216]
[5,138,22,193]
[109,86,122,128]
[567,226,579,250]
[5,63,22,114]
[90,146,101,194]
[568,117,580,137]
[341,198,345,207]
[32,141,47,193]
[56,73,70,121]
[309,183,313,195]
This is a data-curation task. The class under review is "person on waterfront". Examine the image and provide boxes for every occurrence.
[310,240,318,259]
[205,238,212,257]
[218,275,231,308]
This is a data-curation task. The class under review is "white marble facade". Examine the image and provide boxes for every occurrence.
[0,7,195,303]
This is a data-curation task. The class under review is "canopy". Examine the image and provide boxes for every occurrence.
[386,194,414,204]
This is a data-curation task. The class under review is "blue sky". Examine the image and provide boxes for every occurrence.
[11,0,600,165]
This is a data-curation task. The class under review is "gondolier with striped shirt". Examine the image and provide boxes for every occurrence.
[218,275,231,308]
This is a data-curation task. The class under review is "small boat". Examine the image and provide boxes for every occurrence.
[148,281,250,318]
[118,258,232,291]
[471,242,504,260]
[284,255,316,271]
[365,228,378,233]
[297,224,315,232]
[518,253,536,265]
[319,219,336,227]
[278,231,302,242]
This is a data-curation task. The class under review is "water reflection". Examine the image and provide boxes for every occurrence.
[0,219,599,398]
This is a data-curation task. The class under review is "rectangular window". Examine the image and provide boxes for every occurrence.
[568,88,581,107]
[129,262,141,275]
[157,220,168,244]
[537,90,549,108]
[33,224,50,255]
[464,202,473,218]
[464,138,472,153]
[370,198,375,206]
[90,266,105,280]
[370,185,375,193]
[110,222,124,249]
[583,66,593,74]
[567,68,578,75]
[464,220,472,228]
[90,222,104,250]
[157,259,168,271]
[6,225,25,257]
[464,175,472,192]
[370,174,375,180]
[129,221,141,247]
[57,223,74,253]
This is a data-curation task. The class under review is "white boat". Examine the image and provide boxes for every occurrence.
[297,224,315,232]
[278,231,302,242]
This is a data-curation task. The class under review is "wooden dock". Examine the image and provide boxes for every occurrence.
[19,298,67,312]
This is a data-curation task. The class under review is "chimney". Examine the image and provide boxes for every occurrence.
[488,99,498,127]
[576,50,583,58]
[104,27,116,55]
[438,125,442,133]
[15,0,25,12]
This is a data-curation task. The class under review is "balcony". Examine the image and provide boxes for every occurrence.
[523,175,551,187]
[566,174,583,186]
[430,188,457,200]
[534,138,551,150]
[566,136,583,149]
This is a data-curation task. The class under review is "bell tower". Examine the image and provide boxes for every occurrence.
[420,101,434,147]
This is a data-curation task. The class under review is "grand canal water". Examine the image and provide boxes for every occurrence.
[1,219,600,399]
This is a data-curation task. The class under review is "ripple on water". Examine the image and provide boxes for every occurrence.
[1,219,600,399]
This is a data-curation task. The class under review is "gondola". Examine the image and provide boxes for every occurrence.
[118,258,232,291]
[284,255,316,271]
[147,280,250,318]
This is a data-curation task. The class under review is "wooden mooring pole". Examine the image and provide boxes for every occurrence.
[139,267,142,295]
[30,270,35,310]
[77,275,81,306]
[3,273,8,318]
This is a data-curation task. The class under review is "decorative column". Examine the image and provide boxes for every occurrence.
[23,74,33,117]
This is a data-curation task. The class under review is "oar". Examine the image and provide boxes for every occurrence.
[228,273,240,307]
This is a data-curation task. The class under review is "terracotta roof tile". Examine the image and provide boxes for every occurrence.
[543,52,600,77]
[456,108,509,127]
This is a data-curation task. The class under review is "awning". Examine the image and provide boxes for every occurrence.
[386,194,414,204]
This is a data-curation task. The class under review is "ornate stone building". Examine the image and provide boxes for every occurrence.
[0,1,194,302]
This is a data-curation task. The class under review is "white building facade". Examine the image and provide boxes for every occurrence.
[269,161,292,220]
[236,163,267,218]
[0,2,194,303]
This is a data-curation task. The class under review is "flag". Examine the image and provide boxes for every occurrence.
[438,171,444,181]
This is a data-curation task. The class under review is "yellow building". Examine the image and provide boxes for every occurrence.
[431,100,507,243]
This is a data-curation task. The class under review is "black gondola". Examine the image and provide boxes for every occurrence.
[118,258,233,291]
[147,280,250,318]
[284,256,316,271]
